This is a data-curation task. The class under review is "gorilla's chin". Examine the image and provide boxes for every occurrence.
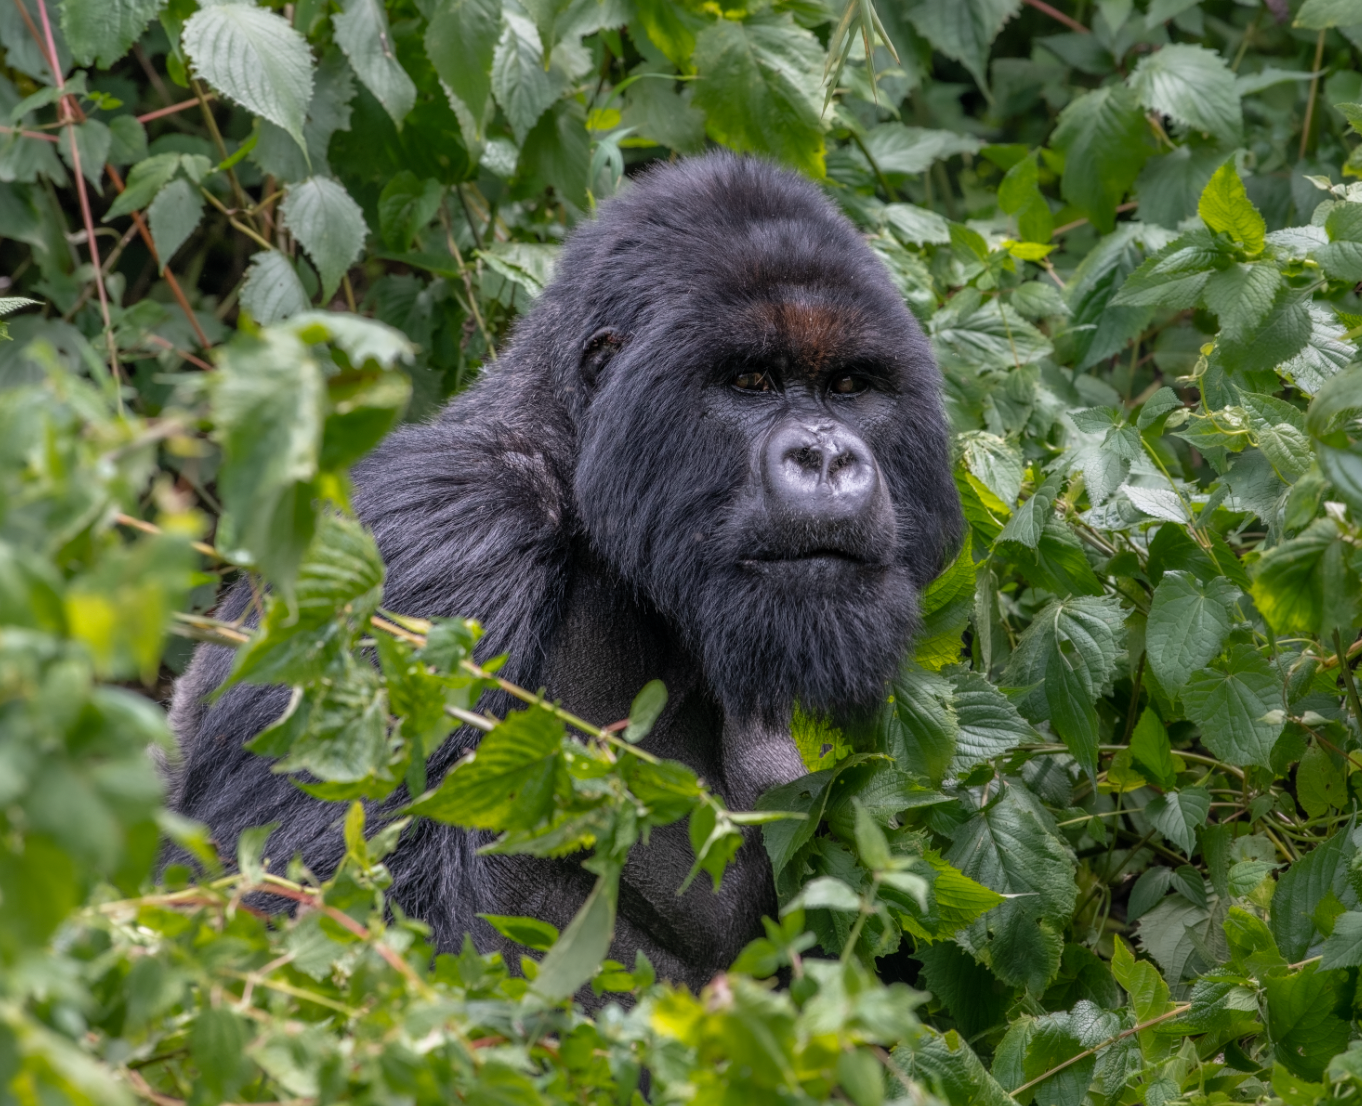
[688,560,919,723]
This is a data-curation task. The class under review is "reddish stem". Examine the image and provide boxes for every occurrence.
[137,95,213,124]
[1022,0,1089,33]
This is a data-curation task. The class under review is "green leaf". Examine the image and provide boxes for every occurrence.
[492,9,563,144]
[949,671,1034,774]
[624,680,668,744]
[1272,826,1356,962]
[477,913,559,952]
[1110,229,1223,308]
[1295,0,1362,28]
[1217,285,1312,378]
[280,177,368,301]
[903,0,1022,90]
[239,249,310,325]
[691,14,826,179]
[377,172,444,251]
[409,706,564,831]
[190,1007,254,1103]
[1265,965,1351,1081]
[1129,43,1242,143]
[104,154,181,219]
[996,473,1060,548]
[1297,742,1347,819]
[959,431,1023,508]
[426,0,502,130]
[58,119,111,189]
[887,663,957,786]
[1181,645,1283,769]
[1281,304,1356,396]
[332,0,416,127]
[1046,634,1101,781]
[1129,708,1177,789]
[1003,594,1125,731]
[1197,160,1265,254]
[1051,84,1153,233]
[182,2,315,153]
[1146,570,1237,694]
[1252,519,1359,638]
[1201,262,1281,342]
[1144,787,1210,856]
[533,870,618,1002]
[1320,910,1362,969]
[60,0,161,68]
[146,178,203,272]
[864,124,982,176]
[210,326,324,587]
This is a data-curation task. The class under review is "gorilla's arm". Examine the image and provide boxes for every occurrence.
[167,369,574,878]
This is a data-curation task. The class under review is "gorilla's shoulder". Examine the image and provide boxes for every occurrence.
[350,370,574,675]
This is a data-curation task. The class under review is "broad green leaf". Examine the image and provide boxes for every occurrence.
[210,326,324,587]
[1129,43,1242,143]
[1144,787,1210,856]
[887,663,957,787]
[1003,594,1125,728]
[1297,742,1346,819]
[426,0,501,129]
[1202,262,1280,341]
[1111,934,1173,1024]
[1280,304,1355,395]
[1295,0,1362,28]
[691,15,826,179]
[191,1007,253,1103]
[146,178,203,272]
[1046,634,1100,780]
[410,706,565,831]
[864,124,981,176]
[103,153,182,219]
[182,2,315,153]
[786,874,862,913]
[333,0,416,126]
[264,664,390,783]
[1252,518,1358,638]
[996,473,1059,548]
[533,870,618,1001]
[280,177,368,300]
[57,119,111,189]
[624,680,668,744]
[478,913,559,952]
[1216,285,1312,377]
[902,850,1007,942]
[239,250,310,325]
[1110,229,1222,308]
[1272,827,1356,961]
[492,10,562,143]
[1051,84,1153,233]
[1265,965,1351,1080]
[903,0,1021,90]
[1129,708,1177,789]
[1146,570,1237,693]
[949,671,1034,773]
[1181,645,1283,769]
[60,0,161,69]
[377,172,444,251]
[1197,160,1265,254]
[959,431,1023,507]
[915,535,974,670]
[897,1030,1015,1106]
[884,202,951,245]
[1320,910,1362,969]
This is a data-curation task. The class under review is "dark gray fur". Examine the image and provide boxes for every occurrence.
[167,154,961,994]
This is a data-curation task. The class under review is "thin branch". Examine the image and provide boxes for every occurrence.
[1299,29,1327,162]
[137,95,213,125]
[1022,0,1088,33]
[1054,201,1138,236]
[0,124,57,141]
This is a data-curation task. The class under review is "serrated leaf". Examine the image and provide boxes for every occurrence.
[60,0,161,69]
[1003,594,1125,728]
[1320,910,1362,969]
[533,870,617,1001]
[1051,84,1153,233]
[1197,160,1266,254]
[1129,43,1242,142]
[1280,304,1355,395]
[146,178,203,272]
[56,119,111,190]
[960,431,1023,507]
[333,0,416,126]
[1217,285,1312,377]
[491,10,561,144]
[280,177,367,301]
[904,0,1022,90]
[691,15,825,179]
[1146,570,1237,694]
[1145,787,1210,856]
[887,663,958,786]
[1295,0,1362,28]
[183,2,315,153]
[1202,262,1280,341]
[239,250,310,325]
[1181,645,1283,769]
[1129,708,1177,789]
[996,473,1059,548]
[949,670,1034,774]
[1252,518,1356,638]
[426,0,501,131]
[1298,742,1346,819]
[1273,827,1356,962]
[884,202,951,245]
[104,153,182,219]
[410,706,564,831]
[1046,634,1100,780]
[378,172,444,251]
[864,124,982,176]
[1110,229,1223,308]
[1265,964,1351,1081]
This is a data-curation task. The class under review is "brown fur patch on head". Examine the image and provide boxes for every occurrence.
[751,297,856,378]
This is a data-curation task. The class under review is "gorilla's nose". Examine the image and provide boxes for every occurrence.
[763,422,877,518]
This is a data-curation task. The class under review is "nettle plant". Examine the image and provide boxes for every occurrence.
[5,0,1362,1103]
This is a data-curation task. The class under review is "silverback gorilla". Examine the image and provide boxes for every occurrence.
[167,154,962,994]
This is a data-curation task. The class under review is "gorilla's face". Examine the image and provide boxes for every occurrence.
[565,167,957,724]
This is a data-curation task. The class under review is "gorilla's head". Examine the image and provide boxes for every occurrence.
[535,155,961,722]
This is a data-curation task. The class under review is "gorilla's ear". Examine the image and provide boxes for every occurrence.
[580,327,628,389]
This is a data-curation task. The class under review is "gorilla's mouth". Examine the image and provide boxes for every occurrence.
[739,549,869,567]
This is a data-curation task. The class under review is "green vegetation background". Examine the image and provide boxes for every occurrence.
[4,0,1362,1102]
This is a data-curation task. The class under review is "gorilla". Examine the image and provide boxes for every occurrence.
[167,154,961,994]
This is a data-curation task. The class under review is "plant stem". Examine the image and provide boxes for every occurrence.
[1335,629,1362,734]
[1300,29,1327,162]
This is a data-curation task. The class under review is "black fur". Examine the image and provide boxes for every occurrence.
[167,154,961,994]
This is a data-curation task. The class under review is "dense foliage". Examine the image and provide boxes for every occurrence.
[5,0,1362,1102]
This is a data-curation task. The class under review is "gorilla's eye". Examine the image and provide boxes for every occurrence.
[732,371,775,392]
[829,374,868,395]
